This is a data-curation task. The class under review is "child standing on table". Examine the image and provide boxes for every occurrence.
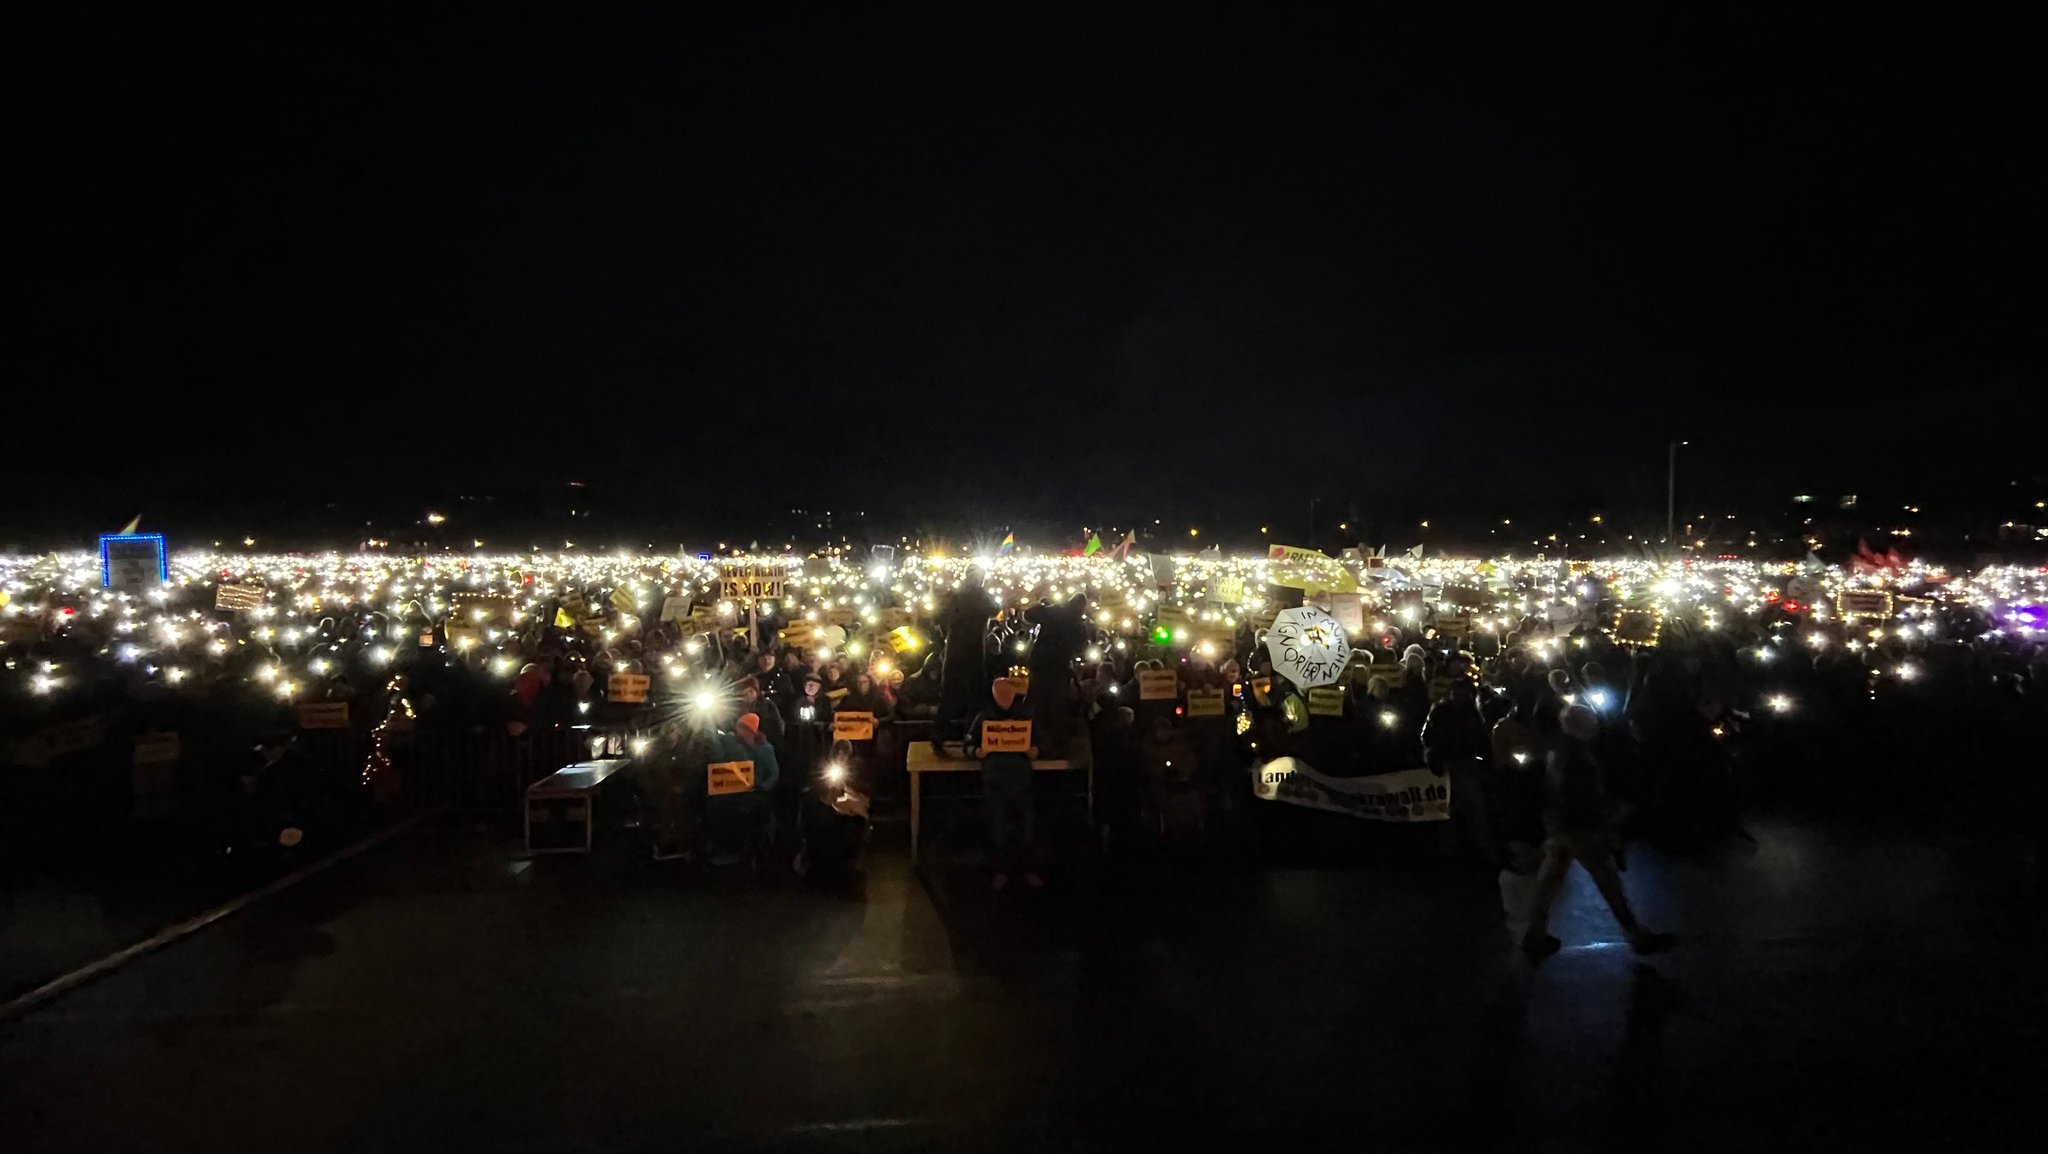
[966,676,1042,891]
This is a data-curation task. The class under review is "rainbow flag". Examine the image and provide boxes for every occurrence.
[997,532,1014,556]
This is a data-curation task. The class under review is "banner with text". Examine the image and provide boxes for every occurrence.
[1251,758,1450,822]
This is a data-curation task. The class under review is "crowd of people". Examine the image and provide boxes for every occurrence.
[4,550,2046,902]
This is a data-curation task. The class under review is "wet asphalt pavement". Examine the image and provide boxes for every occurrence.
[1,806,2042,1153]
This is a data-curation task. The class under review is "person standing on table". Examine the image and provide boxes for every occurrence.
[1521,704,1674,961]
[1024,592,1088,758]
[966,676,1043,891]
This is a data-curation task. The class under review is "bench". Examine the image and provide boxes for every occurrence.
[904,725,1093,861]
[525,758,634,855]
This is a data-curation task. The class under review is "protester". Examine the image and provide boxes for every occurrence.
[966,676,1040,890]
[1521,705,1673,960]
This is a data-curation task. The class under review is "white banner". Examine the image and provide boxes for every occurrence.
[1250,758,1450,822]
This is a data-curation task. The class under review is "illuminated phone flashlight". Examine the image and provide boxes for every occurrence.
[824,762,846,785]
[799,704,816,722]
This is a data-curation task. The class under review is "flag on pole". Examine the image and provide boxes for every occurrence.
[1108,529,1137,560]
[116,514,142,535]
[997,532,1015,556]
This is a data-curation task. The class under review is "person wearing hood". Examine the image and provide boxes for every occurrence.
[966,676,1041,890]
[936,570,996,740]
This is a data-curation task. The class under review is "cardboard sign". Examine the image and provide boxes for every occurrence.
[297,701,350,729]
[1441,584,1486,609]
[1138,668,1179,700]
[1186,688,1226,718]
[451,592,518,628]
[834,712,876,741]
[707,760,755,796]
[1836,590,1893,620]
[826,687,851,702]
[719,565,785,601]
[215,583,266,612]
[1307,685,1347,716]
[607,672,650,704]
[1214,576,1246,604]
[1615,609,1660,646]
[1365,664,1408,691]
[659,594,691,623]
[1435,613,1473,639]
[979,719,1033,754]
[132,731,181,765]
[1323,592,1365,636]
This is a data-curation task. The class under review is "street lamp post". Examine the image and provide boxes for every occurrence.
[1666,440,1689,544]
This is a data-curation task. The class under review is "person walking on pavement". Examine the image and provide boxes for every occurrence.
[1522,704,1674,961]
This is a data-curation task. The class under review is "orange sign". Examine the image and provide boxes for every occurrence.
[707,760,755,796]
[607,672,650,704]
[834,712,876,741]
[979,719,1033,754]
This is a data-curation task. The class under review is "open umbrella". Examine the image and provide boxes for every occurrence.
[1265,605,1351,689]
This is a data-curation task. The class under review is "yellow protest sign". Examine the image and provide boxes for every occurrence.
[609,587,638,613]
[297,701,350,729]
[607,672,650,704]
[1307,686,1346,716]
[1186,688,1226,718]
[886,625,924,653]
[1138,668,1179,700]
[834,712,876,741]
[554,608,575,629]
[1266,544,1359,594]
[1214,576,1245,603]
[980,719,1033,754]
[707,760,755,796]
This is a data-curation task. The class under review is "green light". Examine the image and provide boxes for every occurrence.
[1151,624,1172,645]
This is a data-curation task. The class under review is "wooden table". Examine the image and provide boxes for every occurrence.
[525,758,634,855]
[904,728,1092,861]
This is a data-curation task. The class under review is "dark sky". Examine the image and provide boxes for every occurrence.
[16,6,2046,542]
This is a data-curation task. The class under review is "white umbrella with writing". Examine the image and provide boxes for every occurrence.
[1265,605,1352,689]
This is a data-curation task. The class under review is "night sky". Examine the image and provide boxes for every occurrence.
[16,7,2045,545]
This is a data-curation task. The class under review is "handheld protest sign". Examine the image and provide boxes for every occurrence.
[1138,668,1179,701]
[707,760,755,796]
[834,712,876,741]
[297,702,350,729]
[980,719,1033,754]
[1185,688,1226,718]
[607,672,650,704]
[1307,686,1346,716]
